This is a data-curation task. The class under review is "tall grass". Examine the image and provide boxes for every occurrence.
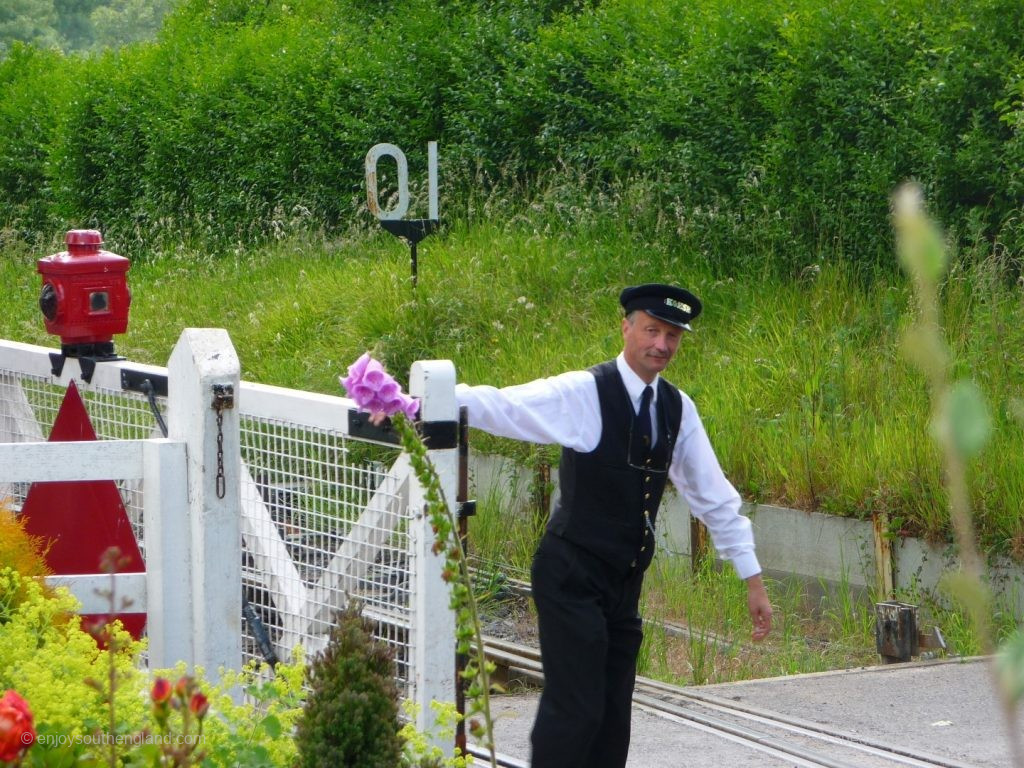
[3,198,1022,687]
[2,198,1022,553]
[635,555,879,684]
[634,552,1021,685]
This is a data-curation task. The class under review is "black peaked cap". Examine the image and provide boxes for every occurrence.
[619,283,702,330]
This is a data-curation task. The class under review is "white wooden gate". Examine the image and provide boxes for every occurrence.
[0,330,456,737]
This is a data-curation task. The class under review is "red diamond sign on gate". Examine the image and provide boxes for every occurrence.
[21,380,147,640]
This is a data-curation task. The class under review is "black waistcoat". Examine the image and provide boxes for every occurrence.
[547,360,683,574]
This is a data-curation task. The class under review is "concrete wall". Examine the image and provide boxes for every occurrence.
[468,453,1024,615]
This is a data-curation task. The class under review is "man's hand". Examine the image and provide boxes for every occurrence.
[745,573,772,641]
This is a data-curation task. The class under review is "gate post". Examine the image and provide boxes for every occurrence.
[167,329,242,680]
[142,438,191,670]
[408,360,458,744]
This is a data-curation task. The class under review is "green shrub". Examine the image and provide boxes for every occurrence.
[0,565,306,767]
[3,0,1024,274]
[294,603,402,768]
[752,0,1024,274]
[0,567,148,738]
[0,44,72,239]
[49,47,157,236]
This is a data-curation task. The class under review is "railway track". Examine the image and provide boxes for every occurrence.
[481,636,979,768]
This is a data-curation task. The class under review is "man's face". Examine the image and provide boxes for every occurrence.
[621,311,683,383]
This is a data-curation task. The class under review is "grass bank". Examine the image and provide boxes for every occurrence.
[3,216,1021,556]
[3,214,1023,678]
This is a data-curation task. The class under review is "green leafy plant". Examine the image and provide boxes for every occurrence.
[293,602,402,768]
[399,701,471,768]
[0,561,305,767]
[0,566,147,751]
[189,654,306,768]
[893,182,1023,766]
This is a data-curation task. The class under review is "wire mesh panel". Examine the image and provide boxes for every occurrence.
[239,416,414,695]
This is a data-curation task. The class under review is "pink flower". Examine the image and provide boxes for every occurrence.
[345,352,370,382]
[340,353,420,419]
[0,690,36,762]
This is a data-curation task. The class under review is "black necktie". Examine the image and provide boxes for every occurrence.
[634,385,653,458]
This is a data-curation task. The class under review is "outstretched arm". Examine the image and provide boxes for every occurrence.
[372,371,600,449]
[373,371,601,449]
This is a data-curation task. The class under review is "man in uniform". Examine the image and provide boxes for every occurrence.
[455,283,772,768]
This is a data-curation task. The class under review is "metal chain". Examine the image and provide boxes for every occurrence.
[211,383,234,500]
[215,407,226,498]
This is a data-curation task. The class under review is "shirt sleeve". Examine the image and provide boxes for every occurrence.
[669,392,762,580]
[455,370,601,453]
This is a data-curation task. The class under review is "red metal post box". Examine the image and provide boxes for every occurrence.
[38,230,131,359]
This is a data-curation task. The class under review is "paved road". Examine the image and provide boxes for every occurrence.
[479,656,1023,767]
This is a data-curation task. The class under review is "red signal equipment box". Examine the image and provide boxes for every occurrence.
[38,229,131,359]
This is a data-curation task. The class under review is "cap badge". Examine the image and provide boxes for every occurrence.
[664,298,691,314]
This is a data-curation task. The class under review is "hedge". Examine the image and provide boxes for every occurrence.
[1,0,1022,273]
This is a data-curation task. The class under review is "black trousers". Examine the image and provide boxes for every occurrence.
[529,532,645,768]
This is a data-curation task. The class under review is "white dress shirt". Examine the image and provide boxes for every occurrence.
[455,353,761,579]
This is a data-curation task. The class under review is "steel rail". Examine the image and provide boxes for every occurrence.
[482,636,976,768]
[636,676,980,768]
[464,744,530,768]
